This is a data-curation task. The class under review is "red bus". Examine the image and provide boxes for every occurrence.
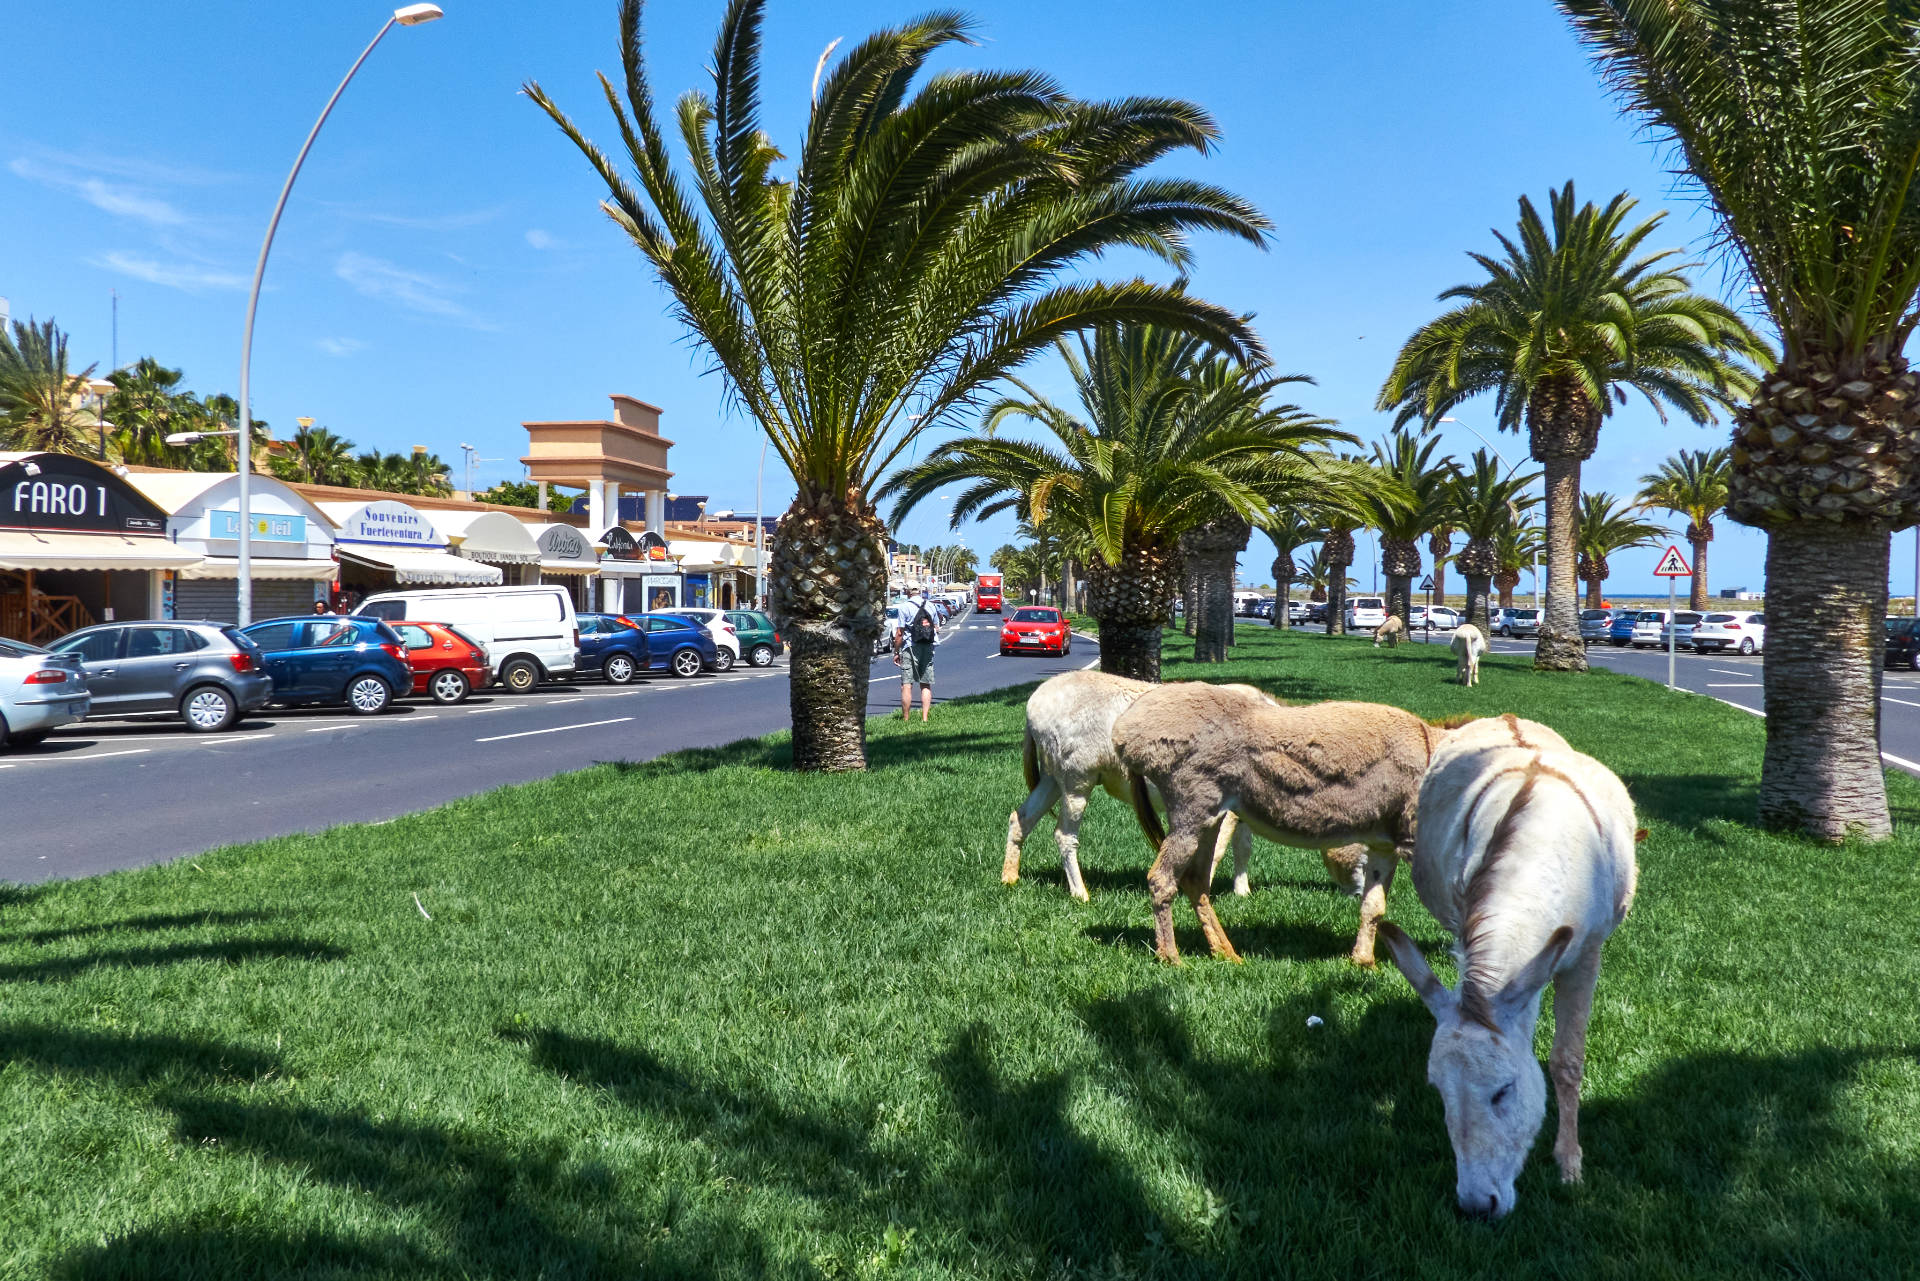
[976,573,1003,613]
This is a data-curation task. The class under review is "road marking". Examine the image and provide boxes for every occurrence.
[1883,696,1920,709]
[465,705,510,714]
[1710,668,1751,676]
[1709,694,1920,777]
[1885,750,1920,771]
[305,725,358,733]
[476,717,633,743]
[43,748,153,763]
[543,697,585,705]
[1708,682,1762,688]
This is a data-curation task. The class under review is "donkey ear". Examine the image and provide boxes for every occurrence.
[1378,922,1455,1019]
[1495,925,1575,1012]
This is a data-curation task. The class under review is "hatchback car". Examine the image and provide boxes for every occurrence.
[48,621,272,733]
[1411,605,1462,632]
[724,610,784,666]
[1000,605,1071,656]
[639,614,718,677]
[1579,608,1619,646]
[576,613,651,683]
[654,607,740,672]
[241,616,412,715]
[0,635,89,749]
[1691,611,1765,655]
[1345,596,1388,630]
[1631,609,1702,649]
[1495,607,1542,638]
[1888,617,1920,669]
[391,621,492,703]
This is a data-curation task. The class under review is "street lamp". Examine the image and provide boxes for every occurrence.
[231,4,444,624]
[1439,416,1541,615]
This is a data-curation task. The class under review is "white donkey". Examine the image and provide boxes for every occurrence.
[1378,717,1636,1219]
[1451,623,1488,686]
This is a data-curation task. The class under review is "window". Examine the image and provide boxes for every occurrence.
[1676,612,1703,625]
[576,617,599,636]
[725,613,753,631]
[305,620,361,648]
[53,629,121,663]
[646,617,681,634]
[244,622,299,652]
[0,638,42,659]
[1012,608,1058,622]
[395,624,435,650]
[125,628,195,658]
[358,600,407,622]
[1751,614,1765,625]
[1580,609,1610,621]
[1703,613,1737,623]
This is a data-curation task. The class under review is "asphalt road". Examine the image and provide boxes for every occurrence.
[2,608,1095,883]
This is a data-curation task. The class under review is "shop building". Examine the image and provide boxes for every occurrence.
[127,471,338,622]
[0,452,201,644]
[318,499,501,595]
[526,522,601,611]
[432,509,543,586]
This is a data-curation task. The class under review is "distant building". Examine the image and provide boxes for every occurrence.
[1719,587,1762,600]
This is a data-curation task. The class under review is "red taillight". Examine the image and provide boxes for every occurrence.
[380,642,405,660]
[228,652,257,673]
[23,668,68,684]
[467,650,485,664]
[573,629,580,648]
[1723,623,1741,630]
[616,616,640,630]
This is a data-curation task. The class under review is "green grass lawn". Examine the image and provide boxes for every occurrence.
[5,628,1919,1279]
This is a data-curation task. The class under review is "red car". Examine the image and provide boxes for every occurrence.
[999,606,1071,656]
[391,621,492,704]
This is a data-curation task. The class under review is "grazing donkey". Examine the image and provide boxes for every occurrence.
[1451,623,1488,686]
[1377,723,1636,1219]
[1373,615,1406,648]
[1114,687,1459,966]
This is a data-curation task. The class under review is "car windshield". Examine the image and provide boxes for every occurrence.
[1512,610,1539,620]
[1890,618,1918,636]
[1639,612,1664,622]
[1676,613,1702,624]
[1354,598,1384,609]
[1580,609,1610,620]
[1011,608,1057,622]
[0,637,48,658]
[1703,613,1737,623]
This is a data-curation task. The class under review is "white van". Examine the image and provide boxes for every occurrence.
[356,584,577,693]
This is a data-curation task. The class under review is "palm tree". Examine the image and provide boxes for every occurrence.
[1492,518,1545,610]
[1319,504,1363,635]
[1264,507,1320,629]
[1360,426,1455,630]
[1575,492,1667,609]
[527,0,1267,768]
[271,424,359,487]
[1638,447,1729,611]
[1558,1,1920,838]
[0,318,101,455]
[1300,544,1345,603]
[881,324,1351,679]
[1377,183,1765,673]
[1444,448,1542,628]
[103,357,190,465]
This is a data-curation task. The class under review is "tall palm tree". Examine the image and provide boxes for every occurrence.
[0,318,101,455]
[1492,518,1545,610]
[1444,448,1542,628]
[1575,491,1667,609]
[881,324,1351,679]
[1559,0,1920,839]
[1377,183,1765,672]
[1360,426,1456,630]
[1264,506,1320,630]
[1639,447,1730,611]
[527,0,1268,768]
[1300,544,1346,603]
[104,357,190,465]
[271,424,359,487]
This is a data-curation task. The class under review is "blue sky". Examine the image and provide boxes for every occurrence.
[2,0,1876,595]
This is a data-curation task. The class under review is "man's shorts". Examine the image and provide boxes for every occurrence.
[901,642,935,686]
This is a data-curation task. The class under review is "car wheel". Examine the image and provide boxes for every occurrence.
[347,675,392,715]
[712,647,736,673]
[671,648,703,678]
[1499,625,1511,637]
[429,669,471,704]
[1062,640,1071,656]
[749,644,774,667]
[1738,638,1756,656]
[1612,639,1627,647]
[501,658,540,694]
[605,653,637,684]
[181,685,238,733]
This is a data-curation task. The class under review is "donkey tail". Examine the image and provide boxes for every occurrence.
[1022,724,1039,793]
[1129,770,1166,848]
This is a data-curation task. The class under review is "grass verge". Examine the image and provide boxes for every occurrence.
[3,627,1918,1279]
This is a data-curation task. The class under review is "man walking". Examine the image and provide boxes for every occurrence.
[895,587,939,722]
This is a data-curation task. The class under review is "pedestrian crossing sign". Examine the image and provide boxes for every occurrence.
[1653,544,1692,577]
[1418,576,1435,591]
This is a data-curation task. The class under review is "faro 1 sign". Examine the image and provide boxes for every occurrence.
[0,453,169,534]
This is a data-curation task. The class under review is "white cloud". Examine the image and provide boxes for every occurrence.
[317,337,367,357]
[10,157,188,227]
[525,228,557,250]
[90,251,249,292]
[334,251,497,329]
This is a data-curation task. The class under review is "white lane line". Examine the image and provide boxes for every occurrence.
[35,748,153,763]
[476,717,632,743]
[1883,696,1920,709]
[1885,751,1920,771]
[465,705,510,714]
[1710,668,1751,676]
[305,725,357,733]
[544,697,585,705]
[1708,682,1762,688]
[1709,694,1919,776]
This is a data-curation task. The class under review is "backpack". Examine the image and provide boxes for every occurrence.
[910,603,937,645]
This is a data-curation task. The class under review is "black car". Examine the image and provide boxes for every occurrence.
[1888,617,1920,669]
[576,613,651,683]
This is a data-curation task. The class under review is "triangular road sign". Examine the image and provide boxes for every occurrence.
[1652,544,1692,577]
[1418,575,1435,591]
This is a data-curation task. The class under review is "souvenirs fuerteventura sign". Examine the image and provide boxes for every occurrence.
[1652,545,1692,577]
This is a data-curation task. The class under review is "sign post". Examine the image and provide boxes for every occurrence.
[1652,544,1693,689]
[1418,574,1436,642]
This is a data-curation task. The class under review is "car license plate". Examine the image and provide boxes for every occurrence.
[70,698,90,716]
[1021,632,1041,642]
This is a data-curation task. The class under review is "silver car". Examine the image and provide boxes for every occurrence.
[1494,607,1542,638]
[0,636,90,750]
[47,621,274,733]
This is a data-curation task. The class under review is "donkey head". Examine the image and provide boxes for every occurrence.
[1378,921,1572,1219]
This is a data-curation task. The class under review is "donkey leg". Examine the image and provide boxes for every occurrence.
[1349,847,1400,967]
[1187,817,1242,963]
[1055,790,1092,902]
[1550,945,1604,1183]
[1003,775,1062,886]
[1147,829,1201,964]
[1230,816,1253,897]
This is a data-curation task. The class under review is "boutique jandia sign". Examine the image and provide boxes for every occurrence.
[1,453,169,534]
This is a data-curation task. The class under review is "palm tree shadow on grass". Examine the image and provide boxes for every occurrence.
[0,937,347,984]
[1619,773,1758,830]
[0,910,281,947]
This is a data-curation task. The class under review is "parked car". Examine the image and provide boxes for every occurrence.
[1889,617,1920,669]
[1000,605,1071,656]
[656,607,741,671]
[724,610,784,667]
[1251,598,1276,620]
[0,635,89,750]
[356,584,577,693]
[1286,600,1313,623]
[575,613,650,683]
[1345,596,1388,630]
[1494,607,1542,638]
[48,621,272,733]
[1236,594,1266,617]
[1411,605,1462,632]
[1579,608,1619,646]
[1607,612,1638,646]
[242,616,412,715]
[390,620,492,703]
[1630,609,1702,649]
[639,613,718,677]
[1690,611,1765,655]
[1303,601,1328,624]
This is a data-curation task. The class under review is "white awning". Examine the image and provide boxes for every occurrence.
[433,510,542,565]
[179,557,339,581]
[538,559,600,576]
[0,530,204,572]
[339,547,502,586]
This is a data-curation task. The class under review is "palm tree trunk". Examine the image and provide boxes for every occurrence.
[1272,555,1293,630]
[1179,560,1197,637]
[1689,536,1709,611]
[1189,517,1248,662]
[1534,451,1588,672]
[1324,528,1355,636]
[768,496,889,772]
[1381,538,1420,632]
[1429,531,1450,611]
[1757,521,1892,839]
[1087,544,1178,682]
[1463,574,1493,629]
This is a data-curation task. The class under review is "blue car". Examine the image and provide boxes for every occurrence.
[240,615,413,715]
[640,613,718,678]
[576,613,651,684]
[1607,613,1637,647]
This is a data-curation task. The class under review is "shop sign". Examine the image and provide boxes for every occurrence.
[0,453,170,534]
[334,500,445,548]
[600,526,640,559]
[639,530,670,562]
[641,573,680,612]
[539,524,594,563]
[212,509,307,543]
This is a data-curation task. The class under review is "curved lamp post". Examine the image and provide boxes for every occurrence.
[232,3,443,625]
